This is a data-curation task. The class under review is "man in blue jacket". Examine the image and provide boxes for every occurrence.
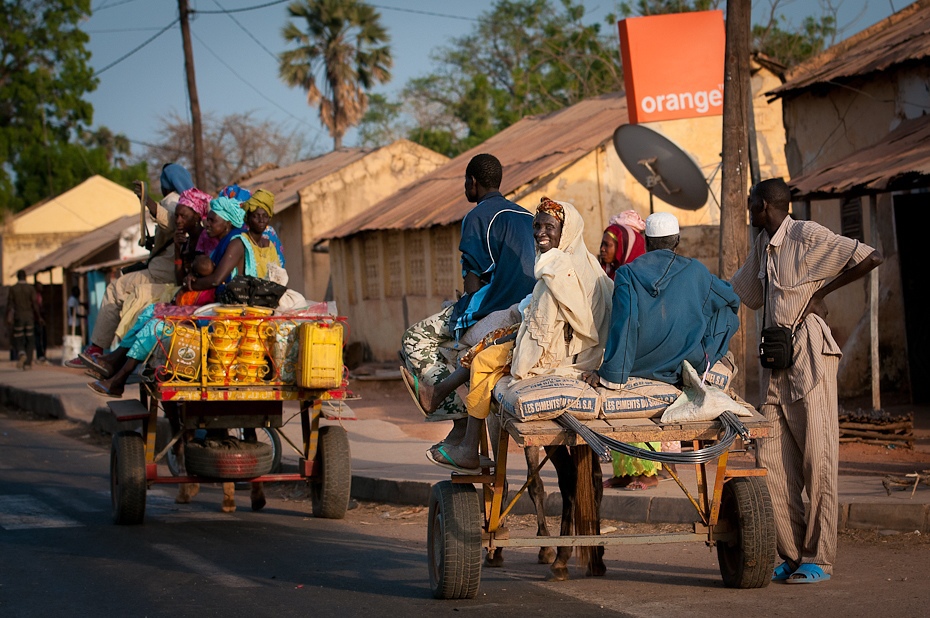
[585,212,740,389]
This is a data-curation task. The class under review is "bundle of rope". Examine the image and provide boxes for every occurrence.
[556,410,750,465]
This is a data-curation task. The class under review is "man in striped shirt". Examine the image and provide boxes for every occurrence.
[731,178,882,584]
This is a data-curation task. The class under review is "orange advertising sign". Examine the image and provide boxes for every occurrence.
[619,11,725,124]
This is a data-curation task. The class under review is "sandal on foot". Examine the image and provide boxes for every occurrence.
[400,366,430,417]
[425,445,481,474]
[87,380,123,399]
[80,353,113,379]
[622,475,659,491]
[772,561,794,581]
[786,563,830,584]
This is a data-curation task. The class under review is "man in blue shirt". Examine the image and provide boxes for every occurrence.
[585,212,740,388]
[401,154,535,443]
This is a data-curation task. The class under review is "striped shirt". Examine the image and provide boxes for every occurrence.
[731,216,873,403]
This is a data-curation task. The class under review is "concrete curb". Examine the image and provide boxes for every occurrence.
[3,381,928,533]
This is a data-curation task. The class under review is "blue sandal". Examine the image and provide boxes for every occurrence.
[772,561,794,581]
[786,563,831,584]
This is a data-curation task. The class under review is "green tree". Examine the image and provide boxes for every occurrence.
[279,0,392,150]
[357,93,406,148]
[0,0,98,212]
[388,0,622,157]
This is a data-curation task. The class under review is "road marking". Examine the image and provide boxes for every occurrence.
[0,495,83,530]
[39,487,101,513]
[150,544,261,588]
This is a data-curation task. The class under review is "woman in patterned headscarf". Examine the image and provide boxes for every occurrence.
[599,210,646,281]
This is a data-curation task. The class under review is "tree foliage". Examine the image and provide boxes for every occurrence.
[379,0,622,157]
[0,0,99,211]
[144,112,311,194]
[279,0,392,150]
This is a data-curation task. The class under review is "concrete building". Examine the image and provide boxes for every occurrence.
[767,0,930,403]
[236,139,448,301]
[326,69,789,361]
[0,175,140,286]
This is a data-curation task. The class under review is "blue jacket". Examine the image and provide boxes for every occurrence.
[599,249,740,386]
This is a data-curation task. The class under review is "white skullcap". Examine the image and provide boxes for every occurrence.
[645,212,680,237]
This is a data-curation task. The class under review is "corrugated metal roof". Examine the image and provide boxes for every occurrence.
[237,147,375,213]
[771,0,930,97]
[789,112,930,198]
[23,214,138,275]
[325,92,629,239]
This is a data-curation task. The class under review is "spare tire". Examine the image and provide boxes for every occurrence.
[184,437,274,479]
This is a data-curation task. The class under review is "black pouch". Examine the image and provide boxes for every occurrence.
[760,326,794,369]
[217,275,287,308]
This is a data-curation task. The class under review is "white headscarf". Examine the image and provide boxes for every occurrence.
[511,199,613,379]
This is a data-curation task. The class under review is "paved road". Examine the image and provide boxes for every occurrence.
[2,409,929,617]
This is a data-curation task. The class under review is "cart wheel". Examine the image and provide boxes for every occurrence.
[310,426,351,519]
[427,481,482,599]
[185,438,274,479]
[111,431,146,525]
[717,476,776,588]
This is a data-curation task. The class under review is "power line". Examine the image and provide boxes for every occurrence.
[190,0,290,14]
[369,3,478,22]
[211,0,281,62]
[86,27,165,33]
[93,18,180,77]
[190,29,324,136]
[92,0,144,12]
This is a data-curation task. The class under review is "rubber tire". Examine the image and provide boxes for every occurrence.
[184,439,274,479]
[311,426,351,519]
[427,481,482,599]
[111,431,146,525]
[167,429,281,476]
[236,428,283,473]
[717,476,777,588]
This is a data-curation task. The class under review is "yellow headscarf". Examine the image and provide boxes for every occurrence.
[242,189,275,217]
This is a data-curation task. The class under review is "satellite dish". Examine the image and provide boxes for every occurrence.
[613,124,708,213]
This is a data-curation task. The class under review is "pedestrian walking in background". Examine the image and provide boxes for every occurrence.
[6,270,43,370]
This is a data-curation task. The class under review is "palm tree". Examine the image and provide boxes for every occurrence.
[279,0,392,150]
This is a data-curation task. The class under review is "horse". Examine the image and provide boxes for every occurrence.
[484,415,605,580]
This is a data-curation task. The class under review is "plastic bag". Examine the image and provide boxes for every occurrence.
[660,360,751,424]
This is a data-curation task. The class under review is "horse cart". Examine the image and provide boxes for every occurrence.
[426,395,775,599]
[106,305,351,525]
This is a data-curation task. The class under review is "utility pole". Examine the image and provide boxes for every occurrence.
[178,0,205,188]
[720,0,752,398]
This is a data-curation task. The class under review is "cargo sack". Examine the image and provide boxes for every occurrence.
[598,378,681,419]
[217,275,286,308]
[493,374,599,422]
[660,360,751,424]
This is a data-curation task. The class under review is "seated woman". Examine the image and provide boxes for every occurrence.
[410,197,613,473]
[86,191,284,397]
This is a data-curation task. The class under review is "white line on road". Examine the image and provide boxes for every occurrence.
[150,544,261,588]
[39,487,101,513]
[0,495,83,530]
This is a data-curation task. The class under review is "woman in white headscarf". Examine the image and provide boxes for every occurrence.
[417,197,612,473]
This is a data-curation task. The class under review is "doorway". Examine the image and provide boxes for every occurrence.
[894,193,930,402]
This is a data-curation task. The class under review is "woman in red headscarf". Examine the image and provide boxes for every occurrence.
[598,211,646,280]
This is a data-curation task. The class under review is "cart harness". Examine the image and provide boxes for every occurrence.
[556,410,751,465]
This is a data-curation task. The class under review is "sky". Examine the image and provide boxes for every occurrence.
[83,0,901,160]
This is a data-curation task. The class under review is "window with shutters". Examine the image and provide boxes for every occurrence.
[362,234,381,299]
[384,231,403,298]
[431,226,454,297]
[840,197,863,241]
[406,231,427,296]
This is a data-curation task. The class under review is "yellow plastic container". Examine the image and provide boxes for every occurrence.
[296,321,344,389]
[166,324,202,380]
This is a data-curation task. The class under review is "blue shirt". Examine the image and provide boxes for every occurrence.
[449,191,535,336]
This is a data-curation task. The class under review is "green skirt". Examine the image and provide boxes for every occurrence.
[611,443,662,478]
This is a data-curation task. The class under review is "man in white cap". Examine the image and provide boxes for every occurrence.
[585,211,741,388]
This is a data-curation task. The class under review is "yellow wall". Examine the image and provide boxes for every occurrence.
[297,140,449,300]
[1,176,140,284]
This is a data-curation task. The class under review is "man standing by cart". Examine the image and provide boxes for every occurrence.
[730,178,882,584]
